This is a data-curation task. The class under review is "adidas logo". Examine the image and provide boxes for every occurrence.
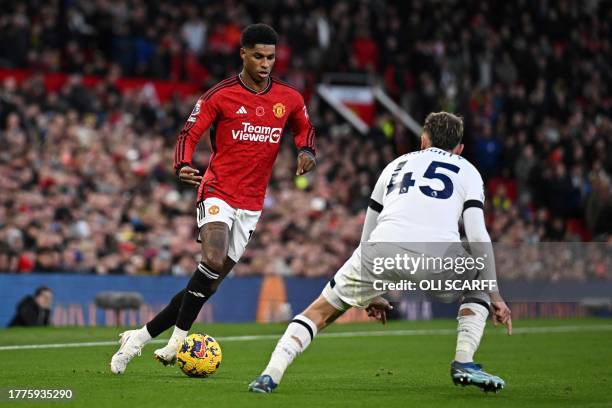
[236,106,247,114]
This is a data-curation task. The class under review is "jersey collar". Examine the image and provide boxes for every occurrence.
[428,147,454,155]
[237,74,273,95]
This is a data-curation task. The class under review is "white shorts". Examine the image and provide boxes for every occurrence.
[323,243,489,311]
[322,246,381,310]
[196,197,261,262]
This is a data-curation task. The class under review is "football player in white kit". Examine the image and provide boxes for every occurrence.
[249,112,512,394]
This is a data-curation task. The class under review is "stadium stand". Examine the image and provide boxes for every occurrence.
[0,0,610,278]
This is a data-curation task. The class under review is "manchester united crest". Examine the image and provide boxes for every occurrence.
[273,103,286,118]
[208,205,220,215]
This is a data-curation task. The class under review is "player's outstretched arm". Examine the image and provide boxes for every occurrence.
[464,207,512,335]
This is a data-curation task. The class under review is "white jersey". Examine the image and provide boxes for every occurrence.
[368,148,485,243]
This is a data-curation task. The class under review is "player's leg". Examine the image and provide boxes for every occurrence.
[249,249,374,393]
[249,289,349,393]
[111,246,233,374]
[454,294,489,364]
[144,289,186,339]
[154,201,260,364]
[450,291,505,392]
[169,206,261,342]
[112,242,232,353]
[111,199,235,373]
[154,222,234,364]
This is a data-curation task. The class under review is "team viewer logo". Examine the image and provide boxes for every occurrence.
[232,122,282,143]
[208,205,220,215]
[273,103,286,118]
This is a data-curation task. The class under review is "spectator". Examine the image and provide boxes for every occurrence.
[8,286,53,327]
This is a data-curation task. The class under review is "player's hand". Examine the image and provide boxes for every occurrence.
[366,296,393,324]
[490,292,512,335]
[178,166,202,187]
[296,150,316,175]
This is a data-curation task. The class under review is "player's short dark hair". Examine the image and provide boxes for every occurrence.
[35,286,52,296]
[240,24,278,48]
[423,112,464,150]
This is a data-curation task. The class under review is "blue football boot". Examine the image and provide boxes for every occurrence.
[451,361,505,393]
[248,374,278,394]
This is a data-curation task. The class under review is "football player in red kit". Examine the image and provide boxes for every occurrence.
[111,23,316,374]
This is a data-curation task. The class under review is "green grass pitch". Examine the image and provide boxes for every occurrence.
[1,318,611,407]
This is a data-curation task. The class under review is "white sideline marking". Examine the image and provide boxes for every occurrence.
[0,324,611,352]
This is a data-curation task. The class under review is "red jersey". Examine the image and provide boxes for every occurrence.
[174,75,316,211]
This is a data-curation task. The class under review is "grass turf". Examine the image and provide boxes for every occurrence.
[0,318,611,408]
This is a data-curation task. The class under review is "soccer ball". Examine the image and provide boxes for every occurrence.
[176,333,222,378]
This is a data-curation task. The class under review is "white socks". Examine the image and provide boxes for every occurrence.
[263,314,318,384]
[454,302,488,363]
[134,325,152,345]
[168,326,188,348]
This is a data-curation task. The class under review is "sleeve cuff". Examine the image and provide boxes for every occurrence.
[369,199,383,213]
[298,147,316,158]
[463,200,484,212]
[175,163,190,176]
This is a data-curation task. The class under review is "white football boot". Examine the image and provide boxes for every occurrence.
[110,330,144,374]
[153,339,181,366]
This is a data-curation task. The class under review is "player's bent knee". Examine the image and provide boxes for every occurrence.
[459,308,475,316]
[301,310,326,330]
[458,301,489,319]
[303,295,345,330]
[321,282,350,312]
[460,298,490,314]
[201,252,225,273]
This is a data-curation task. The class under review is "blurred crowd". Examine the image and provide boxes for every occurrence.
[0,0,610,279]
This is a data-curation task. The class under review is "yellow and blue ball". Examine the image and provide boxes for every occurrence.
[176,333,222,378]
